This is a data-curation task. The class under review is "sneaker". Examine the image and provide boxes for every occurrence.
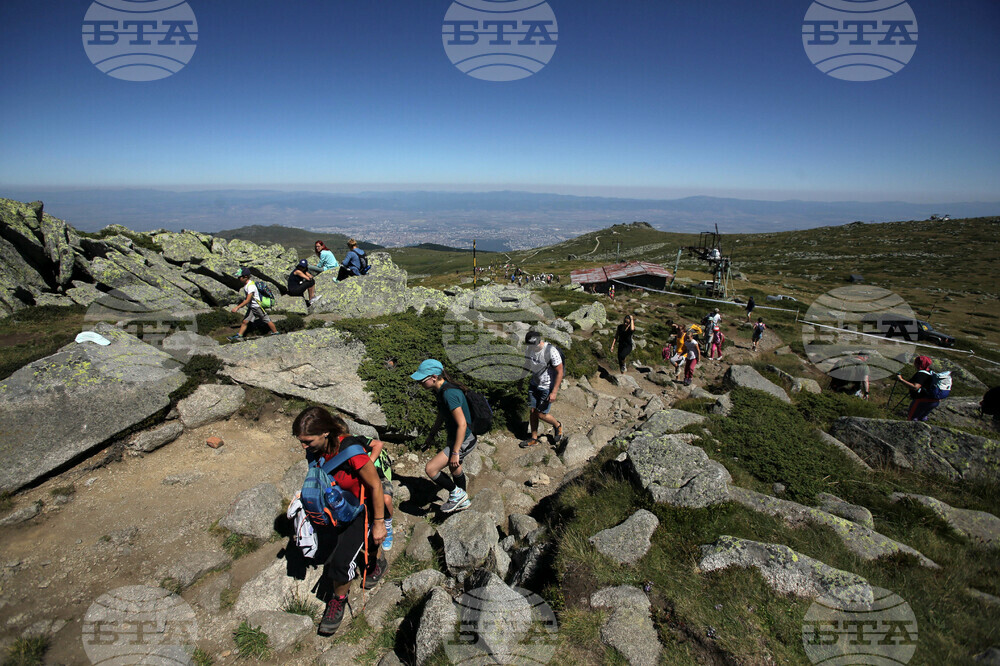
[552,422,563,446]
[519,438,540,449]
[441,488,469,513]
[382,523,394,552]
[452,495,471,512]
[620,364,627,373]
[362,556,388,590]
[269,331,281,336]
[309,295,324,306]
[318,595,347,635]
[227,334,242,342]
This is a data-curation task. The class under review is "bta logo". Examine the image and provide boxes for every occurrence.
[82,0,199,82]
[442,0,559,82]
[802,0,918,82]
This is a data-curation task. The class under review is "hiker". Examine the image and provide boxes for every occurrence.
[831,353,870,399]
[521,330,564,449]
[745,296,755,322]
[292,407,387,636]
[703,309,722,353]
[609,314,636,373]
[412,359,474,513]
[608,284,615,300]
[708,325,724,360]
[288,260,322,307]
[751,317,766,352]
[337,239,368,281]
[897,356,945,421]
[683,333,701,386]
[360,436,395,551]
[228,268,279,341]
[310,241,340,275]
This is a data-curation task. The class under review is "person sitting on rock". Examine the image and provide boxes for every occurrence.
[288,260,322,308]
[228,268,279,342]
[309,240,340,276]
[293,407,388,636]
[337,239,367,281]
[897,355,941,421]
[521,331,564,449]
[412,359,475,513]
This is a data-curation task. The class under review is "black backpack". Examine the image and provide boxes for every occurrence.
[443,382,493,435]
[354,249,371,275]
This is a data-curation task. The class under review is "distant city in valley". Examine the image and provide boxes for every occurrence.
[4,188,998,250]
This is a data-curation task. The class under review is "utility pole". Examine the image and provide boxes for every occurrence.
[473,239,477,289]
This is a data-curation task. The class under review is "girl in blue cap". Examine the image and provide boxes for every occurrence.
[288,259,321,307]
[411,359,475,513]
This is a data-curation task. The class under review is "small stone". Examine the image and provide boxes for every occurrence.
[527,473,550,487]
[772,482,786,495]
[206,436,224,449]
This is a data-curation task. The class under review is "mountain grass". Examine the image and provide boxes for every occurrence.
[0,304,86,379]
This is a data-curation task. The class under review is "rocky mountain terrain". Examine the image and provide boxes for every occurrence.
[1,198,998,665]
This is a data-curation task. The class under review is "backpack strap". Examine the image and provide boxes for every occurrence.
[316,443,368,475]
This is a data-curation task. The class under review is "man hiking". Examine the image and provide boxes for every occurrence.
[229,268,279,342]
[520,331,564,449]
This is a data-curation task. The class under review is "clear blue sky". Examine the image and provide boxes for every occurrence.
[1,0,998,202]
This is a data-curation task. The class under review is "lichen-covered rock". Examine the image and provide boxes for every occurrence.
[415,587,458,665]
[830,417,1000,483]
[791,377,822,394]
[627,433,731,508]
[589,509,659,564]
[891,492,1000,548]
[204,328,386,427]
[155,231,214,265]
[640,409,706,436]
[565,302,607,330]
[815,493,874,530]
[729,487,938,568]
[0,323,185,493]
[176,383,245,429]
[724,365,791,403]
[590,586,661,666]
[698,536,873,607]
[438,510,500,575]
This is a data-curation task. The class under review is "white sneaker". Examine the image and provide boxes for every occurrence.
[309,295,323,306]
[441,488,469,513]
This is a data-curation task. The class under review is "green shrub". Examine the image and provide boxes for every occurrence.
[3,635,49,666]
[168,354,226,404]
[561,339,599,378]
[233,621,271,660]
[192,647,214,666]
[195,310,242,335]
[281,591,320,622]
[275,313,305,334]
[221,533,261,560]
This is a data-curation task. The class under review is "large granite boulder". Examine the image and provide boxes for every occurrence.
[640,409,706,436]
[829,417,1000,482]
[565,302,607,331]
[891,493,1000,548]
[306,253,447,317]
[589,509,659,564]
[176,383,245,429]
[0,323,185,492]
[590,586,661,666]
[626,433,731,508]
[699,536,873,607]
[437,510,500,575]
[724,365,791,403]
[204,328,386,427]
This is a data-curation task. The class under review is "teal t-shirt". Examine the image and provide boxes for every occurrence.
[437,385,471,442]
[317,249,339,271]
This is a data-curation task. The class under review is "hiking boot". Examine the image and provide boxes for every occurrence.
[227,334,242,343]
[519,438,540,449]
[362,556,388,590]
[382,522,393,551]
[318,595,347,635]
[441,488,469,513]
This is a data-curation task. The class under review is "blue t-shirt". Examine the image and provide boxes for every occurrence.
[343,249,365,276]
[317,249,339,271]
[437,385,471,441]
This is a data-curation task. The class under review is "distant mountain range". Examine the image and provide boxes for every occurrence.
[4,188,997,239]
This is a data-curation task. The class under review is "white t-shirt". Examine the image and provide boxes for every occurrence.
[525,343,563,390]
[241,281,261,307]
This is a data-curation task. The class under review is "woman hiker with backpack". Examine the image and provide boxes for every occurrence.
[897,355,949,421]
[609,314,636,373]
[338,239,369,281]
[292,407,388,636]
[412,359,476,514]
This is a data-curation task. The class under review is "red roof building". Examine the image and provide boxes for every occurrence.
[571,261,672,293]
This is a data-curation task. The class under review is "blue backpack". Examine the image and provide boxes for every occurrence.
[300,442,367,527]
[928,370,952,400]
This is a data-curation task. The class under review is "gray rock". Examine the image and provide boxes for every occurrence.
[817,431,872,471]
[975,647,1000,666]
[588,424,619,449]
[710,392,733,416]
[510,543,549,589]
[365,583,403,627]
[791,378,822,394]
[486,541,512,579]
[699,536,873,607]
[161,550,231,590]
[192,571,232,613]
[438,511,500,574]
[561,432,601,469]
[559,385,592,411]
[469,487,505,528]
[729,487,939,568]
[0,502,42,527]
[590,509,659,565]
[969,589,1000,607]
[565,302,607,330]
[724,365,791,403]
[641,409,706,436]
[162,471,204,486]
[127,421,184,454]
[415,587,458,665]
[379,651,405,666]
[509,514,540,541]
[219,483,282,540]
[278,459,308,501]
[816,493,874,530]
[502,489,536,516]
[590,586,661,666]
[0,323,185,492]
[891,493,1000,548]
[453,571,534,665]
[160,330,220,363]
[233,558,323,618]
[176,383,245,429]
[402,569,447,601]
[642,396,665,418]
[406,521,437,562]
[245,610,314,653]
[610,373,641,391]
[647,370,673,387]
[591,586,650,613]
[829,417,1000,482]
[627,433,731,508]
[204,328,386,426]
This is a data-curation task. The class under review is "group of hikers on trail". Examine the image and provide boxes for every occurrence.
[228,239,370,343]
[288,329,566,637]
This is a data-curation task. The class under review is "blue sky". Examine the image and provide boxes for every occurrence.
[1,0,998,202]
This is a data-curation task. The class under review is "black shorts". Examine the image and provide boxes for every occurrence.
[287,279,315,297]
[316,509,378,584]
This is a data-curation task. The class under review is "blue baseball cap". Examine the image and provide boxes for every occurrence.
[411,359,444,381]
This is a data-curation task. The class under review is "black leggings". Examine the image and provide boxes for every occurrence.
[316,510,376,584]
[288,279,315,297]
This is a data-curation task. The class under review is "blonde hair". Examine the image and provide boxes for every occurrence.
[347,239,358,249]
